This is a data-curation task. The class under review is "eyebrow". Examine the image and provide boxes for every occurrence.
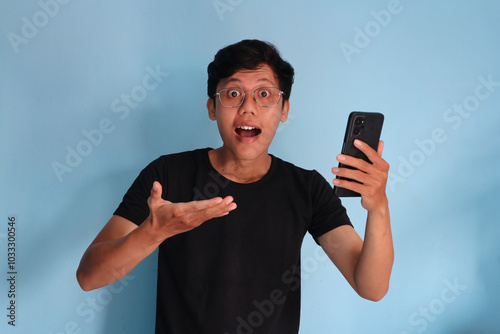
[224,77,276,86]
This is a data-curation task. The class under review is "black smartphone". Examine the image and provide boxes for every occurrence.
[334,111,384,197]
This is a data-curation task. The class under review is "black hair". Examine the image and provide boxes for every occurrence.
[207,39,295,103]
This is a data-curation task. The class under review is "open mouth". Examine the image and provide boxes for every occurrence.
[235,125,262,137]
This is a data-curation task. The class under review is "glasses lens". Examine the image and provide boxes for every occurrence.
[255,88,281,107]
[217,87,283,107]
[219,88,244,107]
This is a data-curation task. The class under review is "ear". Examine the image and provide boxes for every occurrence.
[207,98,216,121]
[280,99,290,122]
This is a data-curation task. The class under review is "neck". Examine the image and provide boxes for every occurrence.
[208,147,271,184]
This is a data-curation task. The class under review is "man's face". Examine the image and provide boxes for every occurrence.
[207,64,290,162]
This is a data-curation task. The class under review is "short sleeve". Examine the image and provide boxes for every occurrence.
[308,170,352,244]
[113,157,167,226]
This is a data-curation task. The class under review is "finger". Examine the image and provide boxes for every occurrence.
[148,181,163,206]
[332,167,381,190]
[377,140,384,157]
[209,196,237,214]
[353,139,380,163]
[332,167,367,184]
[184,196,225,211]
[333,177,365,194]
[181,196,236,216]
[183,196,237,226]
[151,181,162,197]
[339,140,388,171]
[333,161,387,188]
[336,153,372,173]
[210,196,237,217]
[223,196,238,213]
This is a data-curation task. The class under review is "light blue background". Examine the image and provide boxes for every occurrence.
[1,0,499,333]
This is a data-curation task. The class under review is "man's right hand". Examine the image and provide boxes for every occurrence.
[144,181,237,243]
[77,180,236,291]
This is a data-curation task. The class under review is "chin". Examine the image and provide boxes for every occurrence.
[226,142,269,161]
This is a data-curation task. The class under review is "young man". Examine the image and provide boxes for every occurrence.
[77,39,393,333]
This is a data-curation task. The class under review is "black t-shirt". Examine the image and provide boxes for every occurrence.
[114,148,351,334]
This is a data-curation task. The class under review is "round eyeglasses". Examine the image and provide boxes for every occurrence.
[214,87,284,108]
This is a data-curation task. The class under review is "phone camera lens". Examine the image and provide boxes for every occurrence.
[353,128,361,136]
[355,118,364,125]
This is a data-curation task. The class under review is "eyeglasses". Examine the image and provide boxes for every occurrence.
[214,87,284,108]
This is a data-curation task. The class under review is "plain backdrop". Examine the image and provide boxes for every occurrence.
[1,1,499,333]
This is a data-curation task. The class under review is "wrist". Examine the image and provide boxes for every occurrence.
[366,200,390,220]
[136,215,165,247]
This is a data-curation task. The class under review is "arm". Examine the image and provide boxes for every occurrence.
[76,181,236,291]
[320,139,393,301]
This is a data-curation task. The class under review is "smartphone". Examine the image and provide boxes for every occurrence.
[334,111,384,197]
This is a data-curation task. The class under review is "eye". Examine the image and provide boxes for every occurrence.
[258,89,270,98]
[227,89,242,98]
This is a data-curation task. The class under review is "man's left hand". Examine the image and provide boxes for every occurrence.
[332,139,389,212]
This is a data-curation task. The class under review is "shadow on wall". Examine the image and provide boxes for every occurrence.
[30,167,159,333]
[442,165,500,333]
[83,170,159,333]
[462,187,500,333]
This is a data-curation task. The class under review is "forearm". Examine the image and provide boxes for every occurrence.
[76,221,161,291]
[77,182,237,291]
[354,204,394,301]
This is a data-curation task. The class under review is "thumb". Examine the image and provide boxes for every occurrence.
[150,181,163,201]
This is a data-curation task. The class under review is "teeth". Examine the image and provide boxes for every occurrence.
[238,126,256,130]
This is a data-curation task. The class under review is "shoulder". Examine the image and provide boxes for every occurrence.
[143,148,210,173]
[155,147,211,165]
[271,155,326,186]
[133,148,210,185]
[272,155,311,176]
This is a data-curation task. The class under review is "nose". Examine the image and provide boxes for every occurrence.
[238,91,258,115]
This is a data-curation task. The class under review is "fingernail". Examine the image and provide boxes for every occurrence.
[332,167,339,173]
[333,178,340,185]
[354,139,362,146]
[337,154,346,161]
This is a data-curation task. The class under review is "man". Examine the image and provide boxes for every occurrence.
[77,39,393,333]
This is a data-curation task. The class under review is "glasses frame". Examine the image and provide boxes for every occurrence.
[214,87,285,108]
